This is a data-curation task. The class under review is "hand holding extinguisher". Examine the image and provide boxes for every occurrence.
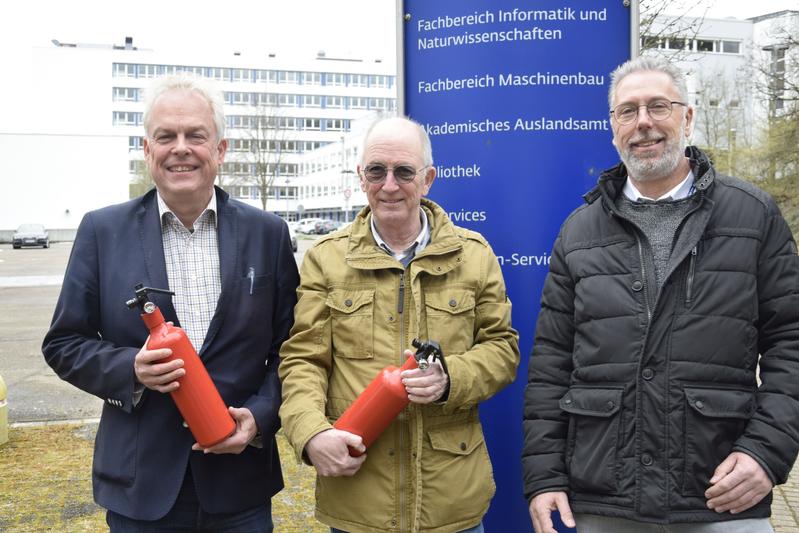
[126,284,236,448]
[333,339,447,456]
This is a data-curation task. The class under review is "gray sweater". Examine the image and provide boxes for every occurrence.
[614,194,695,286]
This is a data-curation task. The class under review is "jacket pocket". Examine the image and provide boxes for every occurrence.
[327,288,374,359]
[424,289,476,355]
[422,421,495,526]
[682,386,755,495]
[93,408,137,485]
[560,387,623,494]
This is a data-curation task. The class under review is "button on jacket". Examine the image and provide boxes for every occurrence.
[522,147,799,523]
[280,198,519,533]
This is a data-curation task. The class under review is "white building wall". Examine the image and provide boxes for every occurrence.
[0,133,129,235]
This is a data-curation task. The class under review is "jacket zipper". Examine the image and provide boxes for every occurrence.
[636,235,652,322]
[397,270,406,533]
[685,246,697,306]
[397,272,405,315]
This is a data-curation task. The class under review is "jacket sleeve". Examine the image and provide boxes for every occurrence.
[734,205,799,484]
[245,222,299,439]
[442,241,520,411]
[41,213,140,413]
[278,244,334,462]
[522,230,574,500]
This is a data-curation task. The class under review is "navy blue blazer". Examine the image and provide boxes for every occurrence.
[43,187,299,520]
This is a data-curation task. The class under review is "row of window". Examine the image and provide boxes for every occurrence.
[303,148,359,175]
[112,63,394,88]
[641,36,741,54]
[221,162,299,177]
[223,185,298,200]
[129,160,358,201]
[114,111,355,132]
[226,115,352,132]
[129,159,300,178]
[227,139,326,153]
[128,137,328,153]
[113,87,395,111]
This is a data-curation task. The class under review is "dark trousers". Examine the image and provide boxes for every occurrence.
[107,467,273,532]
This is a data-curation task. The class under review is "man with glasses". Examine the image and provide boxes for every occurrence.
[279,116,519,533]
[523,56,799,532]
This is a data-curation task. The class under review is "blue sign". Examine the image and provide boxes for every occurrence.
[402,1,631,530]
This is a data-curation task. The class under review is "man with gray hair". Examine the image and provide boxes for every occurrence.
[279,116,519,532]
[523,56,799,532]
[43,74,298,531]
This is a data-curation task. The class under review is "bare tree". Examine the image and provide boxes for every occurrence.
[691,68,754,174]
[129,157,153,198]
[240,106,294,211]
[750,14,799,183]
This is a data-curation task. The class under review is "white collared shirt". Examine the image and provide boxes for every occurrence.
[623,170,695,202]
[370,207,431,265]
[156,191,221,351]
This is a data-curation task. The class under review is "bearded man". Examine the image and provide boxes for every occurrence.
[522,56,799,533]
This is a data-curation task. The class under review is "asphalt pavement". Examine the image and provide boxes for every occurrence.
[0,237,311,425]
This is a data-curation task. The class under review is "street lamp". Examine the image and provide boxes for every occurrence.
[284,177,291,221]
[341,169,355,222]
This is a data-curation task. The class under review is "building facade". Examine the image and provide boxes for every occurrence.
[0,36,396,234]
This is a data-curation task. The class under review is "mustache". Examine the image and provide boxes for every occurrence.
[629,133,663,144]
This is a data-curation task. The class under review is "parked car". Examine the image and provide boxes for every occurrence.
[12,223,49,249]
[297,218,323,234]
[313,220,337,235]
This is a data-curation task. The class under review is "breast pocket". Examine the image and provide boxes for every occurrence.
[682,386,755,495]
[424,289,476,354]
[561,387,623,495]
[326,288,374,359]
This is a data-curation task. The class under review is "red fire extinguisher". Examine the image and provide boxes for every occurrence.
[334,338,445,456]
[126,284,236,448]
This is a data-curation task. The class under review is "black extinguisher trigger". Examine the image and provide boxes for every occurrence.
[411,338,447,374]
[125,283,175,312]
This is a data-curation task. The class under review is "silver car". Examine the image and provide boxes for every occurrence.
[13,223,49,249]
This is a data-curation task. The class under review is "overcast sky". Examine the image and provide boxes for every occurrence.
[1,0,398,63]
[2,1,796,69]
[665,0,797,19]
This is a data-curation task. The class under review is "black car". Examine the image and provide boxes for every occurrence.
[13,224,49,249]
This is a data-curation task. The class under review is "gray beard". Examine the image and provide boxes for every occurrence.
[617,130,688,182]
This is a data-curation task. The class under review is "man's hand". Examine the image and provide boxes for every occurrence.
[529,491,575,533]
[305,429,366,477]
[133,341,184,393]
[705,451,773,514]
[400,349,448,404]
[192,407,258,455]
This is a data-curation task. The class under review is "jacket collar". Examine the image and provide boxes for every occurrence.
[345,198,463,270]
[584,145,716,207]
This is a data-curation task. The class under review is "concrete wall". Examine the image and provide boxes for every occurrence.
[0,133,129,234]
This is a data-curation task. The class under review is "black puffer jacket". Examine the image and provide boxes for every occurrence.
[522,147,799,523]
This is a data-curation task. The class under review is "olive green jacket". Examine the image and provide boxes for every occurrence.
[279,199,519,533]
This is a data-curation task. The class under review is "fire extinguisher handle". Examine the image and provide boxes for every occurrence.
[411,338,447,375]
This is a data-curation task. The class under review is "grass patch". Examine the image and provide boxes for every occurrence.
[0,424,324,532]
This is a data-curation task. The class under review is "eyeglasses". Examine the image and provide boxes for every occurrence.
[610,99,687,125]
[361,164,430,184]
